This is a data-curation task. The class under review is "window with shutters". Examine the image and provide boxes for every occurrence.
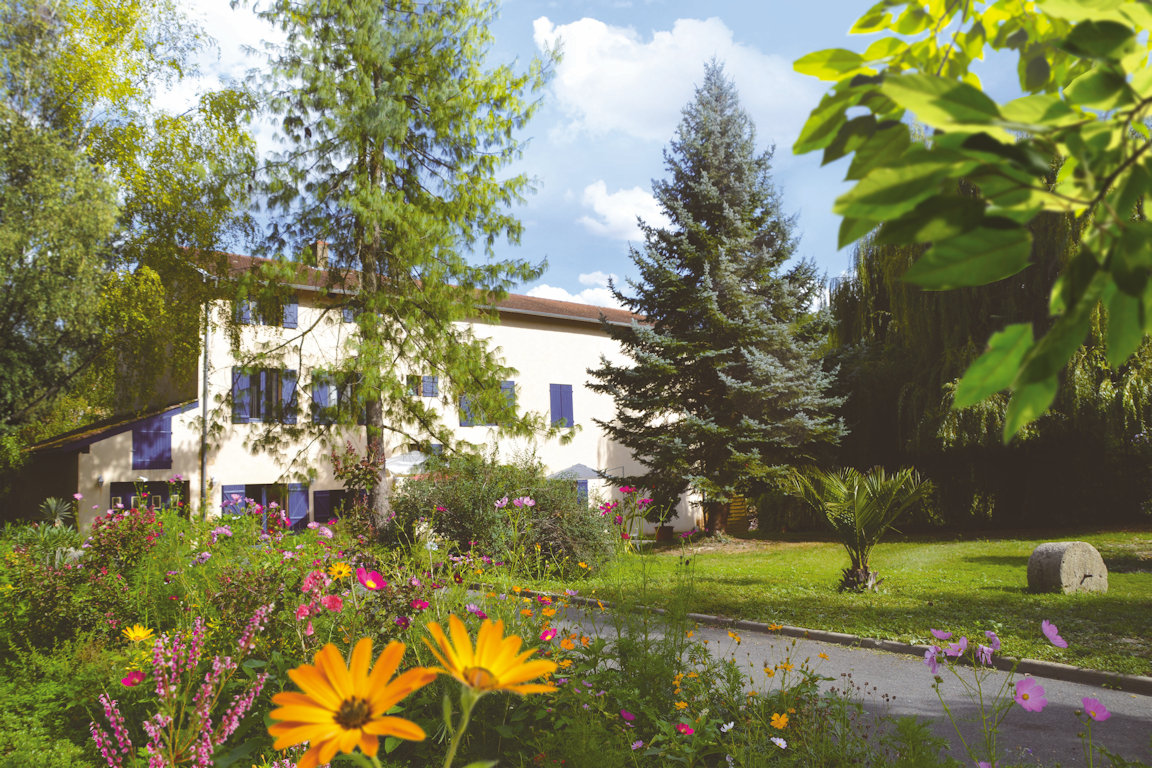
[407,374,438,397]
[231,368,298,424]
[234,298,298,328]
[310,371,365,425]
[459,380,514,426]
[221,483,309,531]
[132,412,174,469]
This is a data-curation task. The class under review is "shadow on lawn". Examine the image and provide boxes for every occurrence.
[962,555,1028,567]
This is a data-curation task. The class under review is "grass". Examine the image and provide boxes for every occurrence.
[523,528,1152,677]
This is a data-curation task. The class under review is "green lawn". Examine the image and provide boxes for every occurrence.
[522,529,1152,677]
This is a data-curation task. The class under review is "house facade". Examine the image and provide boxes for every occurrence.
[25,257,698,533]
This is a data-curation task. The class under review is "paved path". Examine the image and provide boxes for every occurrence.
[559,603,1151,767]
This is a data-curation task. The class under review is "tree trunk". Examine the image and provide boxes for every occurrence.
[703,500,730,534]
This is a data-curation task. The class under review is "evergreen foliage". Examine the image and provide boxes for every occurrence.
[248,0,554,514]
[589,61,843,520]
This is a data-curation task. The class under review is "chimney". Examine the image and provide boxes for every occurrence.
[314,240,329,266]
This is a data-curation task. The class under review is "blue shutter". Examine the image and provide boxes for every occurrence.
[281,370,298,424]
[561,384,574,426]
[577,479,589,506]
[422,375,438,397]
[549,384,564,426]
[342,307,355,323]
[494,380,515,425]
[287,483,309,529]
[236,300,253,325]
[459,395,474,427]
[221,484,247,516]
[232,368,251,423]
[311,373,332,424]
[283,300,298,329]
[133,413,173,470]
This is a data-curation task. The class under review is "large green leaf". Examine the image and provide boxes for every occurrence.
[1003,375,1059,441]
[881,73,1002,129]
[998,93,1082,129]
[1105,285,1145,367]
[954,324,1035,408]
[875,195,985,245]
[823,115,879,166]
[845,121,911,181]
[1060,19,1138,60]
[794,88,862,155]
[903,222,1032,289]
[1063,67,1134,110]
[1019,289,1099,383]
[795,49,870,81]
[838,216,877,250]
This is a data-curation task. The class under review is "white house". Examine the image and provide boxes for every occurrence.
[24,254,698,533]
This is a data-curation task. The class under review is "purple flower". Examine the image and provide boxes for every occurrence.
[631,740,643,750]
[1041,620,1068,648]
[944,636,968,658]
[565,589,578,597]
[1083,697,1111,721]
[394,616,411,629]
[494,496,509,508]
[930,628,952,641]
[620,709,635,721]
[1014,678,1047,712]
[924,645,942,674]
[976,644,993,665]
[985,630,1001,651]
[72,492,83,501]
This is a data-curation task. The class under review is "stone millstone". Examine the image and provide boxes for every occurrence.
[1027,541,1109,594]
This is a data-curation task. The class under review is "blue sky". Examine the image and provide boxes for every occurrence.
[178,0,872,306]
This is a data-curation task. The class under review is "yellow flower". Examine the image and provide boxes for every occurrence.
[764,667,776,678]
[513,586,522,593]
[268,638,435,768]
[685,630,694,638]
[768,623,783,631]
[777,662,794,672]
[578,562,588,569]
[328,562,352,580]
[580,636,590,647]
[728,631,741,643]
[423,615,557,696]
[674,701,688,710]
[122,624,155,644]
[771,712,789,729]
[542,607,556,617]
[521,608,534,618]
[818,652,829,660]
[558,659,573,668]
[560,638,576,651]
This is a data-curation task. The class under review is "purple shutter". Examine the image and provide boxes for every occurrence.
[422,376,438,397]
[550,384,564,426]
[232,368,251,423]
[459,395,474,427]
[281,370,298,424]
[132,413,173,470]
[287,483,309,529]
[561,385,574,426]
[221,484,247,516]
[283,300,298,328]
[312,373,332,424]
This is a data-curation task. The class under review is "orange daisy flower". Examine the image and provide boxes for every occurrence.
[424,615,557,696]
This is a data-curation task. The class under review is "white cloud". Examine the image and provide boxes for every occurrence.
[577,180,669,241]
[533,16,820,147]
[526,272,623,308]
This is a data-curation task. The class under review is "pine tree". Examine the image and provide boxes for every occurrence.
[250,0,552,517]
[589,61,843,530]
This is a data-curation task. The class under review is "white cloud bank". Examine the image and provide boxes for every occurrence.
[526,271,623,308]
[533,16,820,148]
[577,180,670,241]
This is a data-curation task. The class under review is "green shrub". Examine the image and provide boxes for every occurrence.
[389,452,612,576]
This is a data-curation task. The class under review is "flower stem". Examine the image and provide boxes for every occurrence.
[441,688,479,768]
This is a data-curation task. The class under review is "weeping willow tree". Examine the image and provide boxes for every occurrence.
[829,210,1152,526]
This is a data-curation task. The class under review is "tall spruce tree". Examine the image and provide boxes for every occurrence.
[589,61,843,530]
[250,0,553,518]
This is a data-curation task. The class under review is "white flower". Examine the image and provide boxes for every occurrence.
[720,721,734,733]
[771,737,787,750]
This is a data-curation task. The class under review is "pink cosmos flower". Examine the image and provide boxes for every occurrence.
[565,589,578,597]
[294,604,311,621]
[985,630,1001,651]
[304,620,314,636]
[1014,678,1047,712]
[639,498,653,506]
[73,492,83,501]
[614,515,624,525]
[494,496,509,508]
[465,603,487,619]
[1083,697,1111,721]
[675,723,694,735]
[631,740,643,750]
[394,616,410,629]
[410,599,429,611]
[1041,620,1068,648]
[976,643,994,665]
[435,505,446,512]
[121,671,145,687]
[620,486,636,494]
[539,629,557,642]
[924,645,942,674]
[944,636,968,658]
[621,533,631,540]
[320,594,343,613]
[930,628,952,641]
[620,709,635,722]
[356,567,386,590]
[978,763,995,768]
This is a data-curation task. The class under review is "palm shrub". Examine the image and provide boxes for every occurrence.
[789,466,931,592]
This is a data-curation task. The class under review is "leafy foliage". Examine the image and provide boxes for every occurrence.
[795,0,1152,440]
[590,61,843,514]
[788,466,931,591]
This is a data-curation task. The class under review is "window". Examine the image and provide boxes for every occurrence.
[109,480,190,511]
[221,482,308,531]
[232,368,298,424]
[407,375,438,397]
[234,298,299,328]
[311,371,365,425]
[459,380,514,427]
[342,307,357,323]
[549,383,574,427]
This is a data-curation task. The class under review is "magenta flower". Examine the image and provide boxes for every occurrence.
[73,492,83,501]
[930,628,951,641]
[1041,620,1068,648]
[621,532,631,540]
[924,645,942,674]
[320,594,343,613]
[294,604,311,621]
[410,598,429,611]
[120,670,145,687]
[1083,697,1111,721]
[985,630,1001,651]
[620,709,636,722]
[539,628,557,642]
[675,723,694,735]
[394,615,411,629]
[944,636,968,658]
[639,498,653,506]
[356,567,386,590]
[620,485,636,494]
[1014,678,1047,712]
